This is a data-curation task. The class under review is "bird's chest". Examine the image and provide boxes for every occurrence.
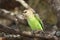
[27,17,38,25]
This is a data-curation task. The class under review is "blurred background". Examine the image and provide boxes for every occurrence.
[0,0,60,40]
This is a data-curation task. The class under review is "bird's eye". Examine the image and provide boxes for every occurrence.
[23,10,27,13]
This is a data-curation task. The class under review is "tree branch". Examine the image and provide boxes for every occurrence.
[0,24,57,40]
[0,9,28,26]
[16,0,35,13]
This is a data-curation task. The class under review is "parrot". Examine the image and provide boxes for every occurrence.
[23,8,44,31]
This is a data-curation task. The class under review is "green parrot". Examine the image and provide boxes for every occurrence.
[23,8,44,31]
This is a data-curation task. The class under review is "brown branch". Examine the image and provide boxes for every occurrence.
[0,9,17,21]
[0,24,39,38]
[16,0,30,9]
[0,25,39,38]
[0,24,57,40]
[0,9,28,26]
[16,0,36,13]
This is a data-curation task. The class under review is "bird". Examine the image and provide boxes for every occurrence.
[23,8,44,31]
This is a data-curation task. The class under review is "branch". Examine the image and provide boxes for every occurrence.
[0,9,28,26]
[16,0,30,9]
[0,24,57,40]
[0,24,39,38]
[16,0,35,13]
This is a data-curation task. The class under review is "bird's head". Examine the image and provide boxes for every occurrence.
[23,9,34,18]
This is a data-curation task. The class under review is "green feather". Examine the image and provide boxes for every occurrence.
[27,14,43,30]
[34,14,44,29]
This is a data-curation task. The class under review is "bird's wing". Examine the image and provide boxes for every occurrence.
[34,13,44,29]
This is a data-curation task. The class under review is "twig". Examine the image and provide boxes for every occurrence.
[16,0,30,9]
[16,0,35,13]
